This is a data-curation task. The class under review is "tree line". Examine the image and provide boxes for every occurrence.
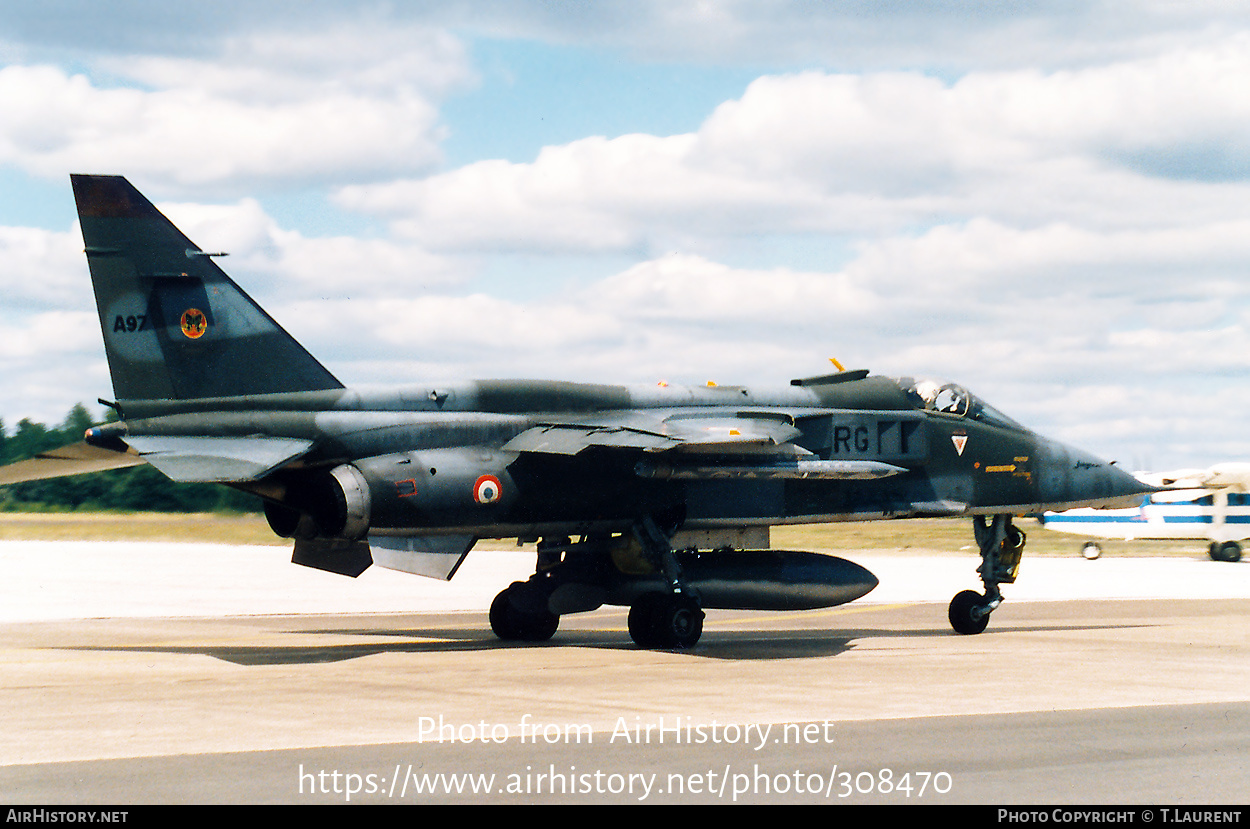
[0,403,260,513]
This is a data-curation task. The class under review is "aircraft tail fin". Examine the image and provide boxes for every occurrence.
[71,174,343,401]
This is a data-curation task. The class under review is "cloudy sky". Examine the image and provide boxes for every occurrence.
[2,1,1249,470]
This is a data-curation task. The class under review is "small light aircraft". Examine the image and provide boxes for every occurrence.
[0,175,1152,646]
[1039,464,1250,562]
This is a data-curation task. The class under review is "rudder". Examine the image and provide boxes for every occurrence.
[72,174,343,401]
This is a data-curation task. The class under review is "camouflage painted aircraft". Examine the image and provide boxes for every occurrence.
[0,175,1151,647]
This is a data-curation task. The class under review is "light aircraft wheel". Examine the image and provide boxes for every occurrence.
[490,584,559,642]
[1208,542,1220,561]
[948,589,991,635]
[1216,541,1243,563]
[1081,541,1102,560]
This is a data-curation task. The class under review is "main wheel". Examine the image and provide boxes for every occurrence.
[628,593,704,649]
[948,589,990,635]
[627,593,665,648]
[490,584,559,642]
[1081,541,1102,560]
[654,594,704,649]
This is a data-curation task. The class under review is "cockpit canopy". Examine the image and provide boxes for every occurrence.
[896,377,1026,432]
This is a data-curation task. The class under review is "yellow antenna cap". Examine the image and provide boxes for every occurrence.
[829,357,846,371]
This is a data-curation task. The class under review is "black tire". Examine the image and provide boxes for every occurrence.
[1216,541,1243,563]
[948,589,990,635]
[518,606,559,641]
[489,589,522,640]
[629,593,704,649]
[490,584,559,642]
[652,594,704,649]
[628,593,665,648]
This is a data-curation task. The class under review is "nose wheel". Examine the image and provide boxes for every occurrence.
[948,589,992,635]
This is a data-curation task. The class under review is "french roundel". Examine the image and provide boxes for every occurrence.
[473,475,502,505]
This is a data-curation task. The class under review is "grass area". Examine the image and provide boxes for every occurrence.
[0,512,284,546]
[0,512,1213,557]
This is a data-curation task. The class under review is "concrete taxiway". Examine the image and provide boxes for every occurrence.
[0,540,1247,804]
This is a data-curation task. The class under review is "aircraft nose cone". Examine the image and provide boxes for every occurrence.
[1035,439,1154,511]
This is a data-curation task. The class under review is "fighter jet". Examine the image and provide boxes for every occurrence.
[0,175,1151,646]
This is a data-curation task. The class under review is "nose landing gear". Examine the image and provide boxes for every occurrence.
[948,514,1024,635]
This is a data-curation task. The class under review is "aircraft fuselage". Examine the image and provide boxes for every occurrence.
[93,374,1144,542]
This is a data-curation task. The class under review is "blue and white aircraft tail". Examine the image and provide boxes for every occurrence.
[1039,463,1250,562]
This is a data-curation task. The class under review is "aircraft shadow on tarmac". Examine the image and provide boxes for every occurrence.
[56,618,1150,665]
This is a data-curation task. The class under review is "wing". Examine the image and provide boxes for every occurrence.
[0,435,313,486]
[122,436,314,483]
[0,441,147,485]
[502,410,907,480]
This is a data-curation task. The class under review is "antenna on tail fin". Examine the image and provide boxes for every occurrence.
[71,174,343,401]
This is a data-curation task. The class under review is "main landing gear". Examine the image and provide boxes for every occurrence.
[627,592,704,649]
[624,515,705,649]
[489,536,565,642]
[948,514,1024,635]
[487,515,707,650]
